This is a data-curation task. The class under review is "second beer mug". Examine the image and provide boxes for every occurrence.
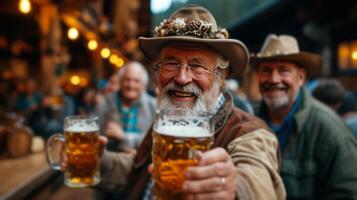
[46,115,100,188]
[152,109,214,199]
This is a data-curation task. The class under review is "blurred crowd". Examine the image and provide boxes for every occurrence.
[1,62,357,151]
[1,62,155,153]
[1,2,357,199]
[0,61,263,153]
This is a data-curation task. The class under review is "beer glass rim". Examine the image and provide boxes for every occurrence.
[64,115,98,121]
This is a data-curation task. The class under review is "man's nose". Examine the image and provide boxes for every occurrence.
[173,66,193,85]
[268,70,281,83]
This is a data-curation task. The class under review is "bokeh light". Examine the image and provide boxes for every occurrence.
[70,75,80,85]
[100,48,111,59]
[87,40,98,51]
[67,27,79,40]
[19,0,31,14]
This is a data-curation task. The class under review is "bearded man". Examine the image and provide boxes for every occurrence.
[62,6,286,199]
[252,34,357,199]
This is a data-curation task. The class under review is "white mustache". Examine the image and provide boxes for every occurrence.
[262,83,288,90]
[162,81,202,96]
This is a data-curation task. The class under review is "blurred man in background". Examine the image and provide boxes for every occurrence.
[15,79,42,115]
[252,34,357,199]
[96,61,156,152]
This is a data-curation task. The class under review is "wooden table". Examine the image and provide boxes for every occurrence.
[0,152,57,200]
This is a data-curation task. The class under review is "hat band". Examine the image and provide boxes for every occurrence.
[154,18,229,39]
[256,49,296,57]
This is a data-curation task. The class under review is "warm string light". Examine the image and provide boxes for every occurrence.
[67,27,79,40]
[79,77,88,86]
[100,48,111,59]
[115,57,125,68]
[109,54,124,68]
[69,75,88,87]
[109,54,118,63]
[65,37,126,90]
[338,41,357,68]
[19,0,31,14]
[87,40,98,50]
[87,39,124,68]
[352,51,357,61]
[70,75,80,85]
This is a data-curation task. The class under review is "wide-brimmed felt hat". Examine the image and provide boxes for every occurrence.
[138,5,249,77]
[250,34,322,76]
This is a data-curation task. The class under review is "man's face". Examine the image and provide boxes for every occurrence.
[157,45,226,112]
[258,61,306,111]
[120,66,145,102]
[107,74,120,93]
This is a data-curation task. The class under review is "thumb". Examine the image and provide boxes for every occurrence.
[147,163,153,174]
[98,136,108,156]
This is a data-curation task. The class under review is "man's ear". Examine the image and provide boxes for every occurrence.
[220,69,229,87]
[299,68,307,86]
[223,69,229,78]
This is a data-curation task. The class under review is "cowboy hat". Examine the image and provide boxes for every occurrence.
[250,34,322,76]
[138,5,249,77]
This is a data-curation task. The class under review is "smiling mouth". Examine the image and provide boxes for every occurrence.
[170,91,195,97]
[266,88,286,92]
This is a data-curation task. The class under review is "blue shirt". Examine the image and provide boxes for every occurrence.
[115,93,141,133]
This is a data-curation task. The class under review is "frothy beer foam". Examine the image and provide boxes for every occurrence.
[154,125,211,138]
[65,123,98,133]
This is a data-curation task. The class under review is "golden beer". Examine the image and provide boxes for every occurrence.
[46,115,100,188]
[152,125,213,199]
[64,129,100,187]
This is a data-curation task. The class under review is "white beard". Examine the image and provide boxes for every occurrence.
[262,93,290,111]
[157,77,222,113]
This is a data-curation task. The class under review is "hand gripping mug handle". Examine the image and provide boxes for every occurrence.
[46,133,65,170]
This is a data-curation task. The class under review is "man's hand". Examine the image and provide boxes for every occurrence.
[60,136,108,172]
[105,121,125,140]
[182,147,237,200]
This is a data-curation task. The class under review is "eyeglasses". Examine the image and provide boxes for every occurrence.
[156,61,216,79]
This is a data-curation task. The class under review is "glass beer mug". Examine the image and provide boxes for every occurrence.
[46,115,100,187]
[152,109,214,199]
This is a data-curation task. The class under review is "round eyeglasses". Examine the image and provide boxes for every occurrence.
[156,61,217,80]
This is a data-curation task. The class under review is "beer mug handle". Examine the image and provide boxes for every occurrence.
[46,133,65,170]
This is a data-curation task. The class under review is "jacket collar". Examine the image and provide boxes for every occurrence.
[212,90,234,134]
[293,88,313,134]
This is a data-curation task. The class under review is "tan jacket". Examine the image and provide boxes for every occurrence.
[99,92,286,199]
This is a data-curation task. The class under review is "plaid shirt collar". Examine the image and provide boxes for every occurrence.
[211,93,225,114]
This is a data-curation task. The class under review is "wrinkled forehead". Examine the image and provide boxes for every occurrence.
[258,60,301,69]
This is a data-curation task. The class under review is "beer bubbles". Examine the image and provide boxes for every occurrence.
[152,109,214,199]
